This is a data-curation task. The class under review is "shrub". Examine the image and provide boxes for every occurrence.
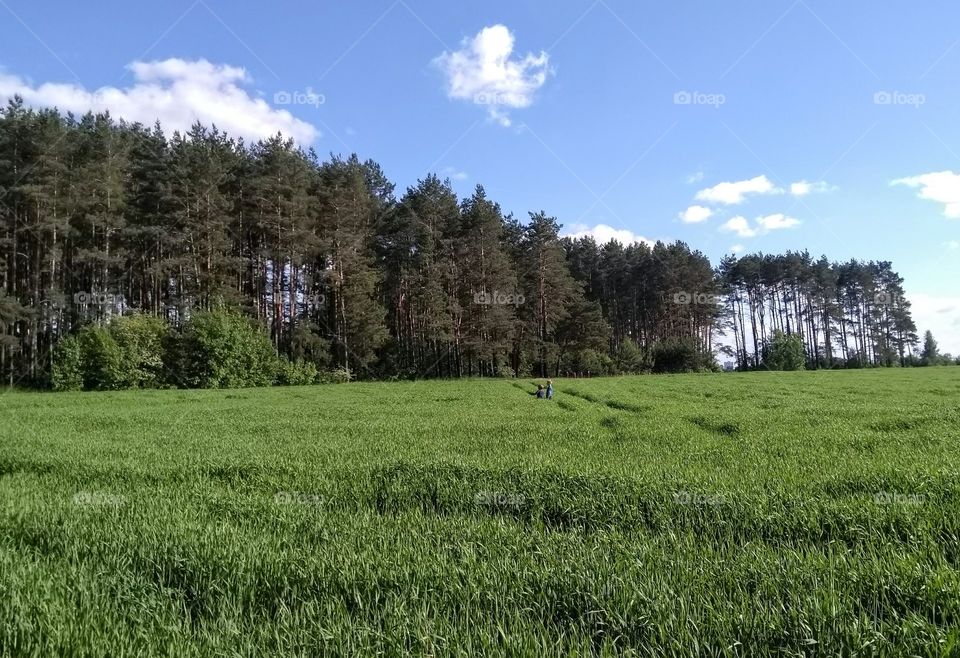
[51,335,84,392]
[650,337,717,373]
[764,330,806,371]
[318,367,352,384]
[615,340,649,374]
[109,314,170,388]
[275,358,319,386]
[177,310,279,388]
[77,325,126,390]
[575,348,603,375]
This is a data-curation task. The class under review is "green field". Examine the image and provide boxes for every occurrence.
[2,369,960,656]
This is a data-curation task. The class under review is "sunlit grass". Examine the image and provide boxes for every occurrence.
[2,368,960,655]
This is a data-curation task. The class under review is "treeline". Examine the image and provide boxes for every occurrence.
[0,97,928,388]
[717,253,918,369]
[563,241,922,371]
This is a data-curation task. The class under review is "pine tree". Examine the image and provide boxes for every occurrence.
[921,330,939,365]
[517,211,581,376]
[316,156,387,375]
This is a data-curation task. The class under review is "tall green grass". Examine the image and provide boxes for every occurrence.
[2,368,959,655]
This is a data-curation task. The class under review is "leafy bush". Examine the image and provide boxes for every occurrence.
[650,337,717,373]
[562,348,615,376]
[51,335,84,392]
[319,367,353,384]
[275,359,319,386]
[764,330,806,371]
[54,316,173,391]
[109,314,170,388]
[75,325,127,390]
[177,310,279,388]
[615,340,649,374]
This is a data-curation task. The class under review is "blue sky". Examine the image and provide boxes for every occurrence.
[2,0,959,351]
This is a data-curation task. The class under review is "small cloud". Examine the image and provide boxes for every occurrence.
[686,171,704,184]
[720,213,800,238]
[679,205,713,224]
[719,216,757,238]
[441,166,468,181]
[892,171,960,218]
[730,244,746,254]
[433,24,550,127]
[790,180,834,196]
[695,175,781,205]
[563,223,655,247]
[756,213,801,231]
[945,240,960,250]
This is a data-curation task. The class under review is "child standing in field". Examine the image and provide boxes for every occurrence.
[546,380,554,399]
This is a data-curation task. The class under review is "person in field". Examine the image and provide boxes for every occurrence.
[535,384,546,399]
[546,380,554,399]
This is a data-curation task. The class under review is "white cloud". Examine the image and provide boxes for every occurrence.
[719,216,757,238]
[892,171,960,218]
[686,171,704,184]
[695,175,781,205]
[730,244,746,254]
[442,166,468,181]
[946,240,960,250]
[433,24,550,127]
[563,223,655,247]
[908,292,960,355]
[720,213,800,238]
[0,58,319,143]
[679,205,713,224]
[756,213,801,231]
[790,180,833,196]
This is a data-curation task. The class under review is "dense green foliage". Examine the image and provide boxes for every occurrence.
[53,318,155,391]
[650,336,718,373]
[2,368,959,655]
[764,330,806,371]
[52,310,327,391]
[0,99,924,387]
[176,310,279,389]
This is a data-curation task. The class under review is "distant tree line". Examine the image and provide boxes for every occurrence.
[0,97,940,388]
[716,253,919,369]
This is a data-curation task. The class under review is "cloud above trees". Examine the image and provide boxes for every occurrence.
[0,58,319,143]
[433,24,550,127]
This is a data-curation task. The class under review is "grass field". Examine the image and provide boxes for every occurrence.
[2,368,960,656]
